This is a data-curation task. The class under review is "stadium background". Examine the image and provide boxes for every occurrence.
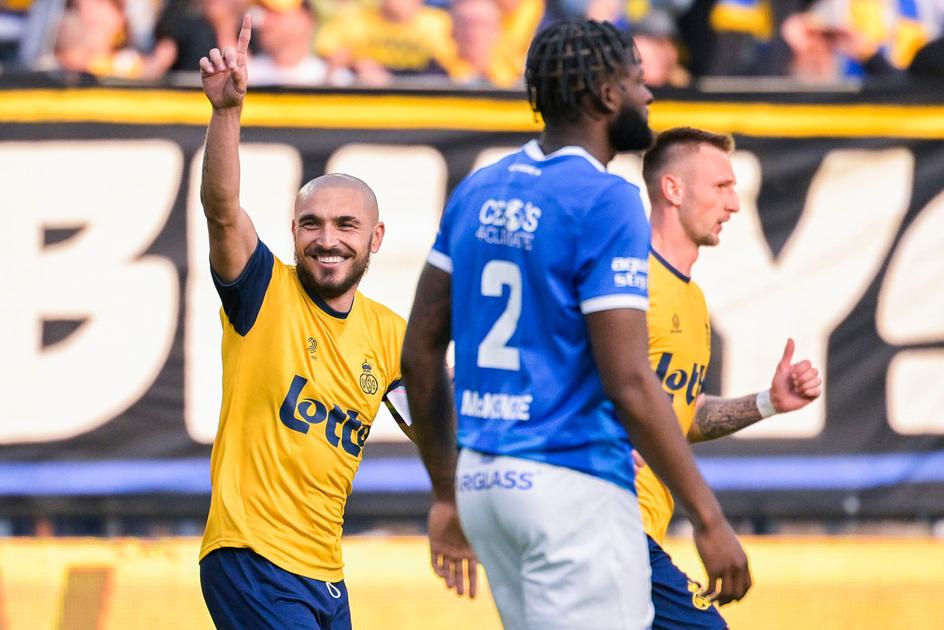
[2,78,944,628]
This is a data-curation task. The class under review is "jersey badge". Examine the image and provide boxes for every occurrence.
[360,360,379,395]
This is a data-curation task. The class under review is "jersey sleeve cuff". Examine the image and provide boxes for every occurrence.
[427,249,453,274]
[580,294,649,314]
[383,382,412,426]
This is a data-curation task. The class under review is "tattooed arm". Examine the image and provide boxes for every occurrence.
[688,394,764,442]
[688,338,823,444]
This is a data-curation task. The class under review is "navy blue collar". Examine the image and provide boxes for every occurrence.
[301,281,352,319]
[650,247,690,283]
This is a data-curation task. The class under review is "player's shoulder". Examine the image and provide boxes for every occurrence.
[270,251,299,288]
[595,172,643,199]
[688,276,708,303]
[355,292,407,332]
[569,174,644,227]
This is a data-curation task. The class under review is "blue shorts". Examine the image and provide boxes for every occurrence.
[200,547,351,630]
[648,536,727,630]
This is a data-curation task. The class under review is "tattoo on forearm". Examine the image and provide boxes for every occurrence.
[694,394,763,441]
[200,144,211,205]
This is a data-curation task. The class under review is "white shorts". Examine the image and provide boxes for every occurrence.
[456,449,653,630]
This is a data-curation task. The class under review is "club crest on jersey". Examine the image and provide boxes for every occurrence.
[279,375,370,457]
[475,197,542,250]
[307,337,318,357]
[671,314,682,333]
[654,352,707,405]
[359,360,379,395]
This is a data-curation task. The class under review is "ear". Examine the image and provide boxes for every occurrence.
[597,79,622,115]
[291,219,297,233]
[661,173,683,206]
[370,221,385,253]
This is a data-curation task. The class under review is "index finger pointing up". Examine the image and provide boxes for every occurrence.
[236,14,252,63]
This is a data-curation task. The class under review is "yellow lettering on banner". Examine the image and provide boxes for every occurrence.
[0,141,180,443]
[184,144,302,444]
[877,190,944,435]
[694,149,913,438]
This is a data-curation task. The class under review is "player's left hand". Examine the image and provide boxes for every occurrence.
[769,338,822,413]
[428,499,478,598]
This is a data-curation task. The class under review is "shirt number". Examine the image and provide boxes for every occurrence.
[477,260,522,371]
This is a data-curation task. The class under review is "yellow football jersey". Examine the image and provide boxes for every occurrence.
[636,249,711,544]
[199,242,405,581]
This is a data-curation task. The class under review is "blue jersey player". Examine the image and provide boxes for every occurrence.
[402,19,752,629]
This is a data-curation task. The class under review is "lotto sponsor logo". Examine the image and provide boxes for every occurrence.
[279,375,369,457]
[612,256,648,290]
[475,198,542,250]
[459,470,535,492]
[460,389,533,421]
[654,352,707,405]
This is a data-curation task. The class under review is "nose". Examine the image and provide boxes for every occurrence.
[317,223,339,248]
[728,194,740,214]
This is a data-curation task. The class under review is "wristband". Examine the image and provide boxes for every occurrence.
[756,389,777,418]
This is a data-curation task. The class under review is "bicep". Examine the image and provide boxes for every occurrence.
[584,308,651,396]
[404,264,452,354]
[207,208,260,283]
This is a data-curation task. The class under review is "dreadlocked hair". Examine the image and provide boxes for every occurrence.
[525,19,639,125]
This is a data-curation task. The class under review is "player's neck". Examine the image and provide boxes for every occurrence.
[539,125,614,166]
[297,269,357,317]
[320,290,356,315]
[650,225,699,277]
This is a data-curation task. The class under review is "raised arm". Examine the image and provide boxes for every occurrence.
[688,338,822,443]
[198,15,258,282]
[586,308,751,606]
[401,264,477,599]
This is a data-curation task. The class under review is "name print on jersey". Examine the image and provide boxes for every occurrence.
[460,389,533,421]
[475,198,542,250]
[279,375,370,457]
[654,352,707,405]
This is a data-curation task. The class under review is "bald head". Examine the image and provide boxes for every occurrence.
[291,172,386,310]
[295,173,379,223]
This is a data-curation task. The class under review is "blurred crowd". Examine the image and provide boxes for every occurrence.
[1,0,943,90]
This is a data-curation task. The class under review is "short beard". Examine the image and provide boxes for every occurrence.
[609,104,653,152]
[295,249,371,302]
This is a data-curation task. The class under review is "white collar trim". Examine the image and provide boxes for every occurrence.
[523,139,606,173]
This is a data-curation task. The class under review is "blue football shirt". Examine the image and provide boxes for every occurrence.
[428,140,651,491]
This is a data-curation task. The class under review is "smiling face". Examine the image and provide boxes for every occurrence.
[675,144,739,247]
[292,175,383,308]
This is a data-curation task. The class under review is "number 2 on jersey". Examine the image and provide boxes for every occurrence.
[477,260,521,371]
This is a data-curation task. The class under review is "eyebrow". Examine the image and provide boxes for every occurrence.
[297,213,361,224]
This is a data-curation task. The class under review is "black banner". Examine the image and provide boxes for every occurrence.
[1,85,942,519]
